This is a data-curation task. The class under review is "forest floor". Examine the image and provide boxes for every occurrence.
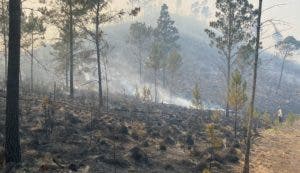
[235,121,300,173]
[0,91,243,173]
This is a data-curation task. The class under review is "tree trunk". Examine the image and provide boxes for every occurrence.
[169,73,174,104]
[30,30,33,93]
[2,0,8,83]
[243,1,263,172]
[5,0,21,163]
[155,69,157,103]
[226,59,230,117]
[276,56,287,93]
[95,2,103,109]
[138,47,142,84]
[226,7,234,117]
[234,105,237,139]
[139,57,142,84]
[65,53,69,88]
[69,0,74,98]
[163,66,166,88]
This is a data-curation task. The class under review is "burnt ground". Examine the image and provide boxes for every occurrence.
[0,90,248,173]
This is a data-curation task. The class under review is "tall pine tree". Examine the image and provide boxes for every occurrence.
[5,0,21,164]
[154,3,179,88]
[22,9,46,92]
[40,0,87,98]
[129,22,153,84]
[205,0,255,117]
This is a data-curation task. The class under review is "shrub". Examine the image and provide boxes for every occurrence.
[159,144,167,151]
[130,147,149,164]
[286,113,297,126]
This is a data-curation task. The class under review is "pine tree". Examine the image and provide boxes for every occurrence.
[5,0,21,164]
[22,9,46,92]
[192,83,202,109]
[40,0,87,98]
[228,69,247,138]
[129,22,153,83]
[205,0,255,117]
[167,49,182,103]
[154,3,179,88]
[275,39,296,92]
[78,0,130,109]
[51,22,85,89]
[146,42,163,103]
[243,0,263,172]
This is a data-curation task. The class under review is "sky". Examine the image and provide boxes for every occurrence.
[252,0,300,38]
[111,0,300,39]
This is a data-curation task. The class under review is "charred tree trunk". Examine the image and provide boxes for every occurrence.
[95,2,103,109]
[69,0,74,98]
[5,0,22,163]
[243,1,263,172]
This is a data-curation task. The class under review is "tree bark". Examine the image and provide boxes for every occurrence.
[1,0,7,83]
[5,0,21,163]
[95,2,103,109]
[243,1,263,172]
[69,0,74,98]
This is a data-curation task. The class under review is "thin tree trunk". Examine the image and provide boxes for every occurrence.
[139,57,142,84]
[104,56,109,112]
[30,29,33,93]
[226,7,234,117]
[234,82,238,139]
[95,2,103,109]
[169,73,174,104]
[276,56,287,93]
[163,66,166,88]
[5,0,22,163]
[243,1,263,172]
[69,0,74,98]
[226,60,230,117]
[2,0,8,83]
[155,70,157,103]
[138,48,142,84]
[65,53,69,88]
[234,105,237,139]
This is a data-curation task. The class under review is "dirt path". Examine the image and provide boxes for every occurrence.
[238,121,300,173]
